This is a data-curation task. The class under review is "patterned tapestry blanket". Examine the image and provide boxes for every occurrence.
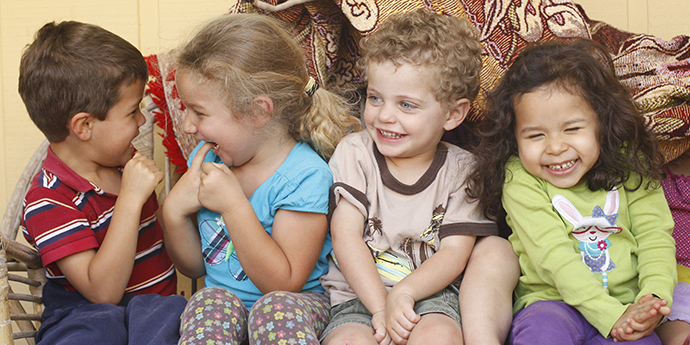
[145,0,690,171]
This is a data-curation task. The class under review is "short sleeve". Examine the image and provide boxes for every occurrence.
[438,149,497,238]
[22,187,99,265]
[328,133,372,219]
[274,166,332,215]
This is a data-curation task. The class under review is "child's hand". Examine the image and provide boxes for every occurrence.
[198,162,246,215]
[385,290,421,344]
[165,143,214,216]
[120,152,164,205]
[611,294,669,342]
[372,311,392,345]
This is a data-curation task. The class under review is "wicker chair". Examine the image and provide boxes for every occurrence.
[0,139,49,345]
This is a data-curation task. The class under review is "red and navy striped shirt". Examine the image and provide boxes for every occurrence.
[21,148,177,296]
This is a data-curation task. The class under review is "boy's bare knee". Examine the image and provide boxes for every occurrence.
[472,236,513,261]
[466,237,518,279]
[321,323,378,345]
[408,314,463,345]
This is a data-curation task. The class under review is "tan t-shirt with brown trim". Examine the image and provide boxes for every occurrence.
[321,131,497,306]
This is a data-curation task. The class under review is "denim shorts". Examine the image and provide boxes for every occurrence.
[319,286,461,341]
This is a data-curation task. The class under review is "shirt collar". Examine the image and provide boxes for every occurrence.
[43,147,105,194]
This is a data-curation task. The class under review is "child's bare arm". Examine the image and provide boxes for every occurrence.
[56,153,163,304]
[385,234,475,344]
[161,143,215,278]
[610,294,669,341]
[331,200,391,344]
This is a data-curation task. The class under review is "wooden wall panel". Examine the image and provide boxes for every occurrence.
[576,0,690,40]
[647,0,690,41]
[148,0,234,54]
[575,0,630,33]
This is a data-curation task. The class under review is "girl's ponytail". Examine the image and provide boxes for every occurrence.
[299,83,361,160]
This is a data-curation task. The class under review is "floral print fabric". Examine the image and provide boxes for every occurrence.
[179,287,330,345]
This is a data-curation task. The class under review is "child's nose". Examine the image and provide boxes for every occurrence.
[377,104,396,123]
[135,109,146,127]
[182,114,197,134]
[546,136,567,155]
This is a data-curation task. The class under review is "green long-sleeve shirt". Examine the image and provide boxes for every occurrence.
[503,156,676,337]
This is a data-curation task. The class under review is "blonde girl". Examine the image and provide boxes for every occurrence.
[161,13,361,345]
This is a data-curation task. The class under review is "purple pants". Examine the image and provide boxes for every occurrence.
[509,300,661,345]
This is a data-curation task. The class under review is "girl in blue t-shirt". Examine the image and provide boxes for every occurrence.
[161,14,360,345]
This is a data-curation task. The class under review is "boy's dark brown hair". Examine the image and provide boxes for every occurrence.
[466,39,664,220]
[18,21,148,143]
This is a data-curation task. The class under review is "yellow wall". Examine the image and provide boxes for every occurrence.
[576,0,690,41]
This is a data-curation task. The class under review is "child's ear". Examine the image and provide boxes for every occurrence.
[443,98,471,131]
[69,112,95,141]
[252,96,274,128]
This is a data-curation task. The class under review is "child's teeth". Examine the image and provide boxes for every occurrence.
[549,160,575,170]
[380,130,402,138]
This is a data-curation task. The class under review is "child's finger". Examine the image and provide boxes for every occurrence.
[211,162,231,173]
[388,326,408,345]
[373,326,384,343]
[659,306,672,316]
[638,294,654,303]
[403,308,421,326]
[378,332,391,345]
[625,318,647,332]
[617,322,633,335]
[189,142,215,172]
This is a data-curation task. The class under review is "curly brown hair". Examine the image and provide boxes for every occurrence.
[357,8,482,105]
[466,39,664,219]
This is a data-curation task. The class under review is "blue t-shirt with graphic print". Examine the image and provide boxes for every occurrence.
[188,141,332,308]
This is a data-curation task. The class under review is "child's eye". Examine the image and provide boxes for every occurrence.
[367,95,381,103]
[527,133,544,139]
[189,108,205,117]
[565,127,581,132]
[400,102,414,110]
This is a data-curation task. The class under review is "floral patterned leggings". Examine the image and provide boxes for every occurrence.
[179,287,330,345]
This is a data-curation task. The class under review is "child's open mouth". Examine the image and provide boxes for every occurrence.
[547,159,577,171]
[378,129,404,139]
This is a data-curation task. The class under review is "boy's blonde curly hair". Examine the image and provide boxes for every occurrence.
[358,9,482,106]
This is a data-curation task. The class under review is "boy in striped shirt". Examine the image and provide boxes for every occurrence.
[18,21,186,345]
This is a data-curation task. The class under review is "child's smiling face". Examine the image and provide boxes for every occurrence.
[90,80,146,168]
[177,71,258,167]
[363,61,464,166]
[513,84,600,189]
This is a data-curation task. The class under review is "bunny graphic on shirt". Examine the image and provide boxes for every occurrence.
[552,189,623,289]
